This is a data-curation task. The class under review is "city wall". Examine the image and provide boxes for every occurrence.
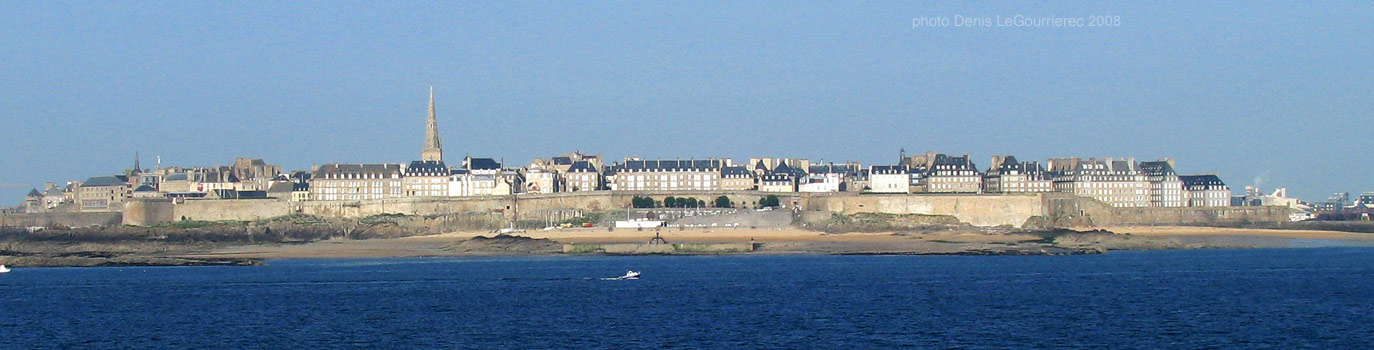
[0,211,122,228]
[797,193,1044,227]
[7,191,1292,229]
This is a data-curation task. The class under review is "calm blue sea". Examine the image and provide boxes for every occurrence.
[2,249,1373,349]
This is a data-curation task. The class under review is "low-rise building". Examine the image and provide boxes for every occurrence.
[798,173,844,193]
[758,174,797,192]
[309,163,404,201]
[1180,175,1231,207]
[869,165,909,194]
[758,163,801,193]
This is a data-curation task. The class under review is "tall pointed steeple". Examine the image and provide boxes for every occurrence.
[133,151,142,173]
[421,86,444,162]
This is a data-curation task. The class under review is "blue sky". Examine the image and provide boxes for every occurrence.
[2,1,1370,204]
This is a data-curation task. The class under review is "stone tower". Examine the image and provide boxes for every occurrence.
[421,86,444,162]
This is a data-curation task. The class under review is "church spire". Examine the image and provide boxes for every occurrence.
[421,86,443,162]
[134,151,141,173]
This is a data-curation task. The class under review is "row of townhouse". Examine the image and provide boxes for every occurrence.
[868,153,1231,208]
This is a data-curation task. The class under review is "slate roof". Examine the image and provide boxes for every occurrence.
[133,185,157,192]
[165,173,189,181]
[721,166,753,177]
[43,187,63,197]
[552,157,573,165]
[808,164,860,175]
[1180,175,1227,188]
[931,154,977,170]
[622,159,725,172]
[292,183,310,192]
[566,160,598,173]
[314,163,403,177]
[1139,161,1178,177]
[405,160,449,176]
[266,182,294,193]
[754,160,768,171]
[771,163,798,176]
[27,189,42,197]
[466,158,501,171]
[81,176,127,187]
[871,165,908,174]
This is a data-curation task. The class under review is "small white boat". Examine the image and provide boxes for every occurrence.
[0,265,9,273]
[617,270,640,280]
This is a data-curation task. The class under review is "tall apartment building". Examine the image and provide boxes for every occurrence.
[1049,157,1149,207]
[1140,160,1184,207]
[611,158,726,191]
[403,160,450,197]
[924,154,981,193]
[310,164,404,201]
[983,156,1053,193]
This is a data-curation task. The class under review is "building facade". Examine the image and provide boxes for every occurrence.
[1049,157,1149,207]
[562,161,602,192]
[1180,175,1231,207]
[309,164,404,201]
[611,159,725,191]
[403,160,450,197]
[983,156,1053,193]
[78,175,129,212]
[869,165,909,194]
[924,154,981,193]
[1140,160,1184,207]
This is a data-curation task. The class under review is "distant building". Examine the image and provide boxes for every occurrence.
[1140,159,1184,207]
[447,157,506,197]
[983,156,1053,193]
[611,158,726,191]
[807,163,862,193]
[524,167,558,194]
[798,173,844,193]
[1180,175,1231,207]
[448,169,498,197]
[131,185,164,199]
[403,160,450,197]
[309,164,404,201]
[758,163,802,193]
[78,175,130,212]
[1358,192,1374,209]
[421,87,444,163]
[1049,157,1149,208]
[562,161,602,192]
[719,166,755,191]
[923,154,981,193]
[758,174,796,192]
[869,165,909,194]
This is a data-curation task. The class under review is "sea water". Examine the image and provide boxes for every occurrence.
[2,248,1373,349]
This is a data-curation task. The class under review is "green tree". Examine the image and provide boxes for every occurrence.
[714,196,732,208]
[762,195,780,208]
[664,196,678,208]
